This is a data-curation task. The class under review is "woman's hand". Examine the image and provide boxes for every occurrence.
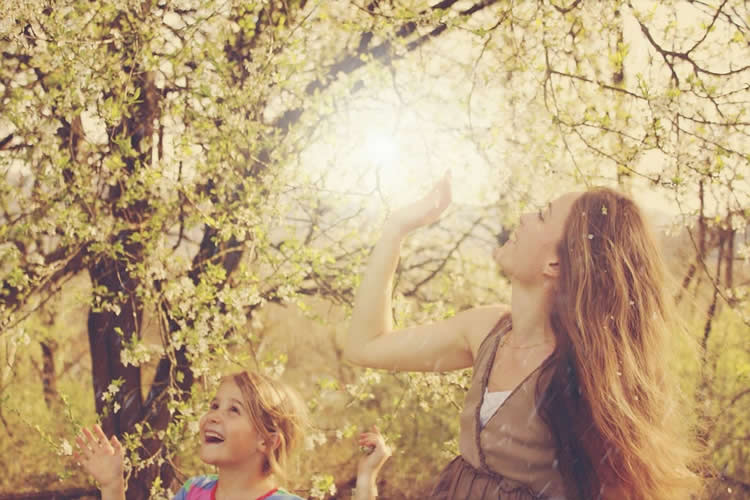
[74,425,125,493]
[386,172,452,235]
[357,425,392,480]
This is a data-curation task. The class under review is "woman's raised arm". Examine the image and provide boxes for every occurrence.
[343,174,504,372]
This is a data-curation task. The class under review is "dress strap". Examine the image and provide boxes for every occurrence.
[475,312,511,369]
[474,314,512,472]
[459,312,512,469]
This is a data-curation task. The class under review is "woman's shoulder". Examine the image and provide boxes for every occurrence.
[462,304,510,360]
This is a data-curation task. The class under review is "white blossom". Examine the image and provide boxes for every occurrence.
[58,439,73,456]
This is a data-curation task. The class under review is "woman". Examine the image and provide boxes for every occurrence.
[344,175,702,499]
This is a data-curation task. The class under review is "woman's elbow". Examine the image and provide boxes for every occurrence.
[342,336,360,363]
[343,341,367,366]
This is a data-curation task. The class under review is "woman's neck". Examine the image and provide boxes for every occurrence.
[509,282,556,347]
[215,465,276,500]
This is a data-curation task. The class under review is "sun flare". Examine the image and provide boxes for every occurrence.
[363,130,399,168]
[301,87,508,211]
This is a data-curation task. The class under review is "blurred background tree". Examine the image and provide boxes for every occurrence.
[0,0,748,498]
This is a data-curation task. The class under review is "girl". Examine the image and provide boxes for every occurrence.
[344,174,703,499]
[74,371,390,500]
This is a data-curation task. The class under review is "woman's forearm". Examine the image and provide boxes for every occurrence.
[344,223,404,364]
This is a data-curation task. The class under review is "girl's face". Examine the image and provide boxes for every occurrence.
[198,378,265,469]
[494,192,580,285]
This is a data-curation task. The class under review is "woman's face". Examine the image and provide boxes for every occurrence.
[494,192,580,285]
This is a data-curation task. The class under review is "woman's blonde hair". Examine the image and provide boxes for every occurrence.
[228,371,308,480]
[538,187,706,499]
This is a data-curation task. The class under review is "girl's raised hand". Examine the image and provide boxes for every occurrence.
[357,425,392,479]
[73,425,125,491]
[387,171,452,235]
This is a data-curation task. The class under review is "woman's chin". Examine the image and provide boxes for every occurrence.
[494,254,519,282]
[493,247,510,270]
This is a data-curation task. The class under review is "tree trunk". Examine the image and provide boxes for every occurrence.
[87,253,148,498]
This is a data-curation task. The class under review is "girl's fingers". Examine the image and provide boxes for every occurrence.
[94,424,109,444]
[77,425,116,456]
[76,434,91,454]
[82,427,97,446]
[110,435,122,454]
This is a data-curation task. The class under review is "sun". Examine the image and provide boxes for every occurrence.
[361,127,404,191]
[363,129,399,169]
[301,88,503,210]
[304,98,422,204]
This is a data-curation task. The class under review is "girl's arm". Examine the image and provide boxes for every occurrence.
[343,174,505,372]
[354,426,391,500]
[73,425,125,500]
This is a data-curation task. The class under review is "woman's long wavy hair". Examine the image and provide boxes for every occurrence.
[537,188,704,499]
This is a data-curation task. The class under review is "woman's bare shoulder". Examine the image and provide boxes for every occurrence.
[459,304,510,360]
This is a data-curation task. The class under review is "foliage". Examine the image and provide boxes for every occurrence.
[1,0,749,498]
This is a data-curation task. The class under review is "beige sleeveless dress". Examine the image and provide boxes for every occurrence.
[430,314,567,499]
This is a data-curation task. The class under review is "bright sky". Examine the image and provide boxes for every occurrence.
[299,92,508,209]
[301,0,749,226]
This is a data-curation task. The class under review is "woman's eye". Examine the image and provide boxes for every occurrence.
[230,406,240,414]
[210,402,219,410]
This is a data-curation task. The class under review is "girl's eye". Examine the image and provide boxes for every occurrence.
[230,406,240,414]
[210,402,219,410]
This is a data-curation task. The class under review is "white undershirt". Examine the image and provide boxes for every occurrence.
[478,388,568,500]
[479,387,512,428]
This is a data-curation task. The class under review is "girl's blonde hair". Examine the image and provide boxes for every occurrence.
[538,187,706,499]
[228,371,308,480]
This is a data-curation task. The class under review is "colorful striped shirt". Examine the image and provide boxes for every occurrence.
[173,475,304,500]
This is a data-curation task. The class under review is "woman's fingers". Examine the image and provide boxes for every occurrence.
[437,171,451,200]
[389,172,453,233]
[430,175,452,216]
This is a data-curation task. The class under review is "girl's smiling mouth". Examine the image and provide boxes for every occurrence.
[203,430,225,443]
